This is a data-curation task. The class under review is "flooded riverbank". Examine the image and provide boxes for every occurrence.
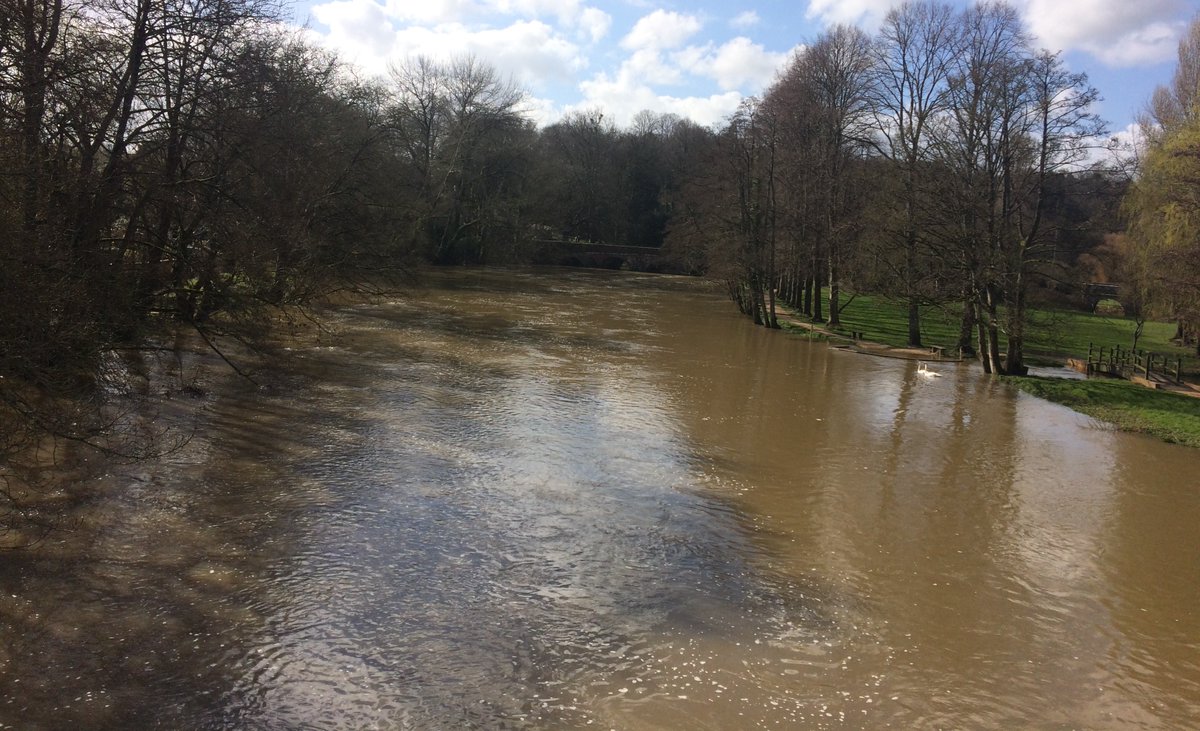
[2,268,1198,729]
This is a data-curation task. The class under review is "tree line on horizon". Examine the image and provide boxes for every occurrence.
[681,6,1200,378]
[0,0,1194,462]
[0,0,715,478]
[669,1,1118,378]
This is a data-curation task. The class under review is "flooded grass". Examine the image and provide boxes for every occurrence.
[1010,375,1200,447]
[813,291,1198,372]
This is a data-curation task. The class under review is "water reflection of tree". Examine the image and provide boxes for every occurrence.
[873,366,1069,724]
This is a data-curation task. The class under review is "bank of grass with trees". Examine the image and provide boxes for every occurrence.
[668,1,1122,375]
[785,289,1200,374]
[781,289,1200,446]
[6,0,1200,504]
[664,3,1200,444]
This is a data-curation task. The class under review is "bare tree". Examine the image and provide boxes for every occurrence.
[1141,15,1200,143]
[769,25,875,327]
[387,55,529,263]
[710,98,781,327]
[868,0,961,347]
[995,51,1104,374]
[932,1,1028,370]
[537,108,622,244]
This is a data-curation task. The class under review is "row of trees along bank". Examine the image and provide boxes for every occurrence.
[0,0,707,469]
[666,1,1113,376]
[0,0,1155,474]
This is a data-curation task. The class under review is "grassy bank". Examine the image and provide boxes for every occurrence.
[1008,376,1200,448]
[807,291,1198,373]
[777,291,1200,447]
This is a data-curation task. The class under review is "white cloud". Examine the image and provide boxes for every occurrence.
[626,48,685,85]
[1097,21,1186,66]
[489,0,577,17]
[1084,121,1145,168]
[378,0,480,24]
[311,0,400,59]
[800,0,1186,68]
[485,0,610,41]
[621,9,703,51]
[570,33,794,127]
[1112,121,1146,151]
[395,21,586,85]
[578,7,612,43]
[1019,0,1186,67]
[805,0,896,28]
[522,95,563,126]
[574,71,742,128]
[308,2,586,85]
[731,10,760,30]
[675,37,794,92]
[303,0,794,130]
[316,0,610,44]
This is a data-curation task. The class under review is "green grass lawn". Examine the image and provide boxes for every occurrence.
[804,291,1198,375]
[1008,376,1200,448]
[816,292,962,349]
[776,290,1200,447]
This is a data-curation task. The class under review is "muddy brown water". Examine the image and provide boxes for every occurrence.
[1,268,1198,730]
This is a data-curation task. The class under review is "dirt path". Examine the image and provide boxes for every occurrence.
[773,308,962,363]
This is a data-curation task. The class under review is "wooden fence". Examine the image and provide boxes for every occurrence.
[1086,343,1183,383]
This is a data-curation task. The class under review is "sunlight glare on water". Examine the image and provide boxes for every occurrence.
[1,268,1199,730]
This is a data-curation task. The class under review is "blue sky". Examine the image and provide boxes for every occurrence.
[288,0,1198,141]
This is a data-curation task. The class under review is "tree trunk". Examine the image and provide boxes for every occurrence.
[18,0,64,232]
[766,276,779,328]
[907,298,921,348]
[750,277,764,326]
[904,217,921,347]
[957,299,976,357]
[983,286,1004,374]
[811,255,824,323]
[1003,270,1028,376]
[976,306,992,374]
[827,248,841,327]
[987,322,1003,374]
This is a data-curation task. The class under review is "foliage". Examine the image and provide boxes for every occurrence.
[1124,12,1200,354]
[0,0,414,495]
[1125,115,1200,348]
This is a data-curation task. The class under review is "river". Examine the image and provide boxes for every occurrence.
[2,268,1198,730]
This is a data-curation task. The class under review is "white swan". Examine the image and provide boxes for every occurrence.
[918,362,942,378]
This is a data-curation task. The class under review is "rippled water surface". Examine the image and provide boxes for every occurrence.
[3,268,1200,729]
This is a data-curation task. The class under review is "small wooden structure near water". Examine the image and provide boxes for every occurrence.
[1071,343,1184,386]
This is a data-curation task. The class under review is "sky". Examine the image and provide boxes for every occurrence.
[288,0,1199,141]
